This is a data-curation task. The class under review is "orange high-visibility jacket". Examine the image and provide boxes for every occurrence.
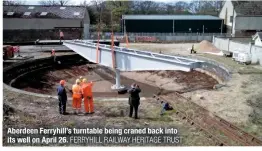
[82,82,93,97]
[72,84,82,99]
[51,50,55,55]
[80,81,84,87]
[60,31,64,37]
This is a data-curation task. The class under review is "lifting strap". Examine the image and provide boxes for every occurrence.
[111,31,116,68]
[96,8,102,63]
[125,32,129,48]
[96,28,100,63]
[124,25,129,48]
[110,11,116,68]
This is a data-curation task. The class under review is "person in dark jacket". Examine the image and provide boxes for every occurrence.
[57,80,68,115]
[128,83,141,119]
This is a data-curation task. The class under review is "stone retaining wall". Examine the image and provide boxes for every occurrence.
[3,54,86,84]
[198,62,231,83]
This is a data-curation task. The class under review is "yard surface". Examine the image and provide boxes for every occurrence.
[3,46,219,146]
[3,88,217,146]
[126,42,262,140]
[3,42,262,146]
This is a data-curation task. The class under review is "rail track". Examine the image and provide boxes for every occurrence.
[153,93,262,146]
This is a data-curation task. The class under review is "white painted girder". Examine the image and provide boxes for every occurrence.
[63,40,202,72]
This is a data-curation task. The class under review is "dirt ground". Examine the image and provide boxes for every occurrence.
[4,42,262,145]
[3,48,220,146]
[125,43,196,56]
[3,89,217,146]
[127,43,262,139]
[121,70,217,93]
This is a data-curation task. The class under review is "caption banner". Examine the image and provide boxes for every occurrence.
[6,127,182,145]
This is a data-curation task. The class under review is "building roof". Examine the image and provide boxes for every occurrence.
[232,1,262,16]
[3,5,87,19]
[253,32,262,41]
[122,15,222,20]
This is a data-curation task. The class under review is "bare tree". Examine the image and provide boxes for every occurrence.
[90,0,110,25]
[3,0,26,5]
[80,0,89,6]
[58,0,69,6]
[91,0,105,14]
[38,0,70,6]
[132,1,160,14]
[188,0,224,15]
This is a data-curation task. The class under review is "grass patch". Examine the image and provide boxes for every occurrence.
[238,68,262,74]
[64,121,76,128]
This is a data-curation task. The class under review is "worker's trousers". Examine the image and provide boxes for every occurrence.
[129,104,139,119]
[72,97,81,110]
[84,96,94,113]
[58,96,67,114]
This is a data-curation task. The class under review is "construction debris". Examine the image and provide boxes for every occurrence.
[195,40,222,55]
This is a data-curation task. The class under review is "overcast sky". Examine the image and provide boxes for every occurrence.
[14,0,193,5]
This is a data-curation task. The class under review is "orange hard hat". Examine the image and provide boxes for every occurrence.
[60,80,65,85]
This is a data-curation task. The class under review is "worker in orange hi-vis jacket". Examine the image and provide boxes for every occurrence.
[51,49,56,62]
[72,79,82,114]
[79,76,84,86]
[81,78,94,114]
[59,30,64,44]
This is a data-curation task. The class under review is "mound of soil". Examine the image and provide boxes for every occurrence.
[196,40,220,53]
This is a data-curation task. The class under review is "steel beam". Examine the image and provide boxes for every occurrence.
[111,69,124,90]
[63,40,203,89]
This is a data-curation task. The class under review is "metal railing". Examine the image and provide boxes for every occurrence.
[90,32,227,37]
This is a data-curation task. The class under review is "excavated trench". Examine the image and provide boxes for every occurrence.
[4,54,218,98]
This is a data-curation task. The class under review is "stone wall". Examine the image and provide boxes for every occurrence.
[199,62,231,83]
[3,54,86,85]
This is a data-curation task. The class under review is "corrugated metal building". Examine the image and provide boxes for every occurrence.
[122,15,223,33]
[3,5,90,41]
[219,1,262,37]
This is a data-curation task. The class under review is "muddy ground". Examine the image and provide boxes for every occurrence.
[127,43,262,139]
[3,48,220,146]
[3,88,217,146]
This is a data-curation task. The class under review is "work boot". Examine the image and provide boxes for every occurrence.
[78,110,82,114]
